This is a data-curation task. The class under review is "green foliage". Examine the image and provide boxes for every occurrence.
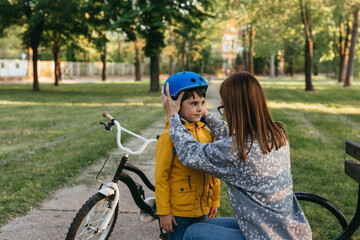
[0,0,16,37]
[0,25,26,59]
[42,0,88,52]
[82,0,111,52]
[1,0,359,81]
[126,0,215,59]
[0,81,164,226]
[106,0,137,41]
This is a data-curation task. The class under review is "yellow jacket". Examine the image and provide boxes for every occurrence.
[155,117,221,217]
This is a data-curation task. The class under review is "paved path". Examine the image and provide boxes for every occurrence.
[0,80,222,240]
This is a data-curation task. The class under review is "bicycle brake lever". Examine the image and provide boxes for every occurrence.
[100,122,113,131]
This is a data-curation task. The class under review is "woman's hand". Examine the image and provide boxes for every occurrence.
[161,83,184,117]
[159,213,178,232]
[204,109,210,117]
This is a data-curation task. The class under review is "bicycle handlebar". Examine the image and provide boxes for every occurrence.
[103,112,113,121]
[103,112,157,155]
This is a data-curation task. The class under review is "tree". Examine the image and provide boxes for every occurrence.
[330,0,352,83]
[43,0,87,86]
[2,0,49,91]
[106,0,141,81]
[0,2,17,38]
[135,0,214,92]
[133,39,141,81]
[218,0,283,76]
[172,17,212,73]
[344,3,360,87]
[0,0,61,90]
[338,18,351,83]
[0,25,25,59]
[248,23,256,74]
[83,0,111,81]
[166,25,176,75]
[300,0,314,91]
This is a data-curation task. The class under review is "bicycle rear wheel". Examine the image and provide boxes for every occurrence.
[66,193,119,240]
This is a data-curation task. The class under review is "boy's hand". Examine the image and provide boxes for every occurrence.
[208,207,218,219]
[159,213,178,232]
[161,83,184,117]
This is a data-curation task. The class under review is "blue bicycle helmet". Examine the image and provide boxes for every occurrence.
[164,71,208,100]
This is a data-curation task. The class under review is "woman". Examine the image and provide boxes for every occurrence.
[161,72,312,240]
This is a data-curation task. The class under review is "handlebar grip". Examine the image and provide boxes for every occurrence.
[103,112,113,121]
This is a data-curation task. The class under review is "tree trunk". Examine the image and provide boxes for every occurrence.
[134,40,141,81]
[27,47,33,78]
[313,57,318,76]
[241,30,248,72]
[300,0,314,91]
[199,59,204,76]
[289,58,294,76]
[249,24,256,74]
[32,46,40,91]
[117,34,121,62]
[270,55,275,77]
[150,55,160,92]
[338,21,345,82]
[186,51,189,71]
[305,38,314,90]
[101,45,107,81]
[180,40,186,71]
[168,25,175,75]
[84,53,90,76]
[52,42,61,86]
[29,19,43,91]
[169,56,174,75]
[340,21,351,83]
[345,5,360,87]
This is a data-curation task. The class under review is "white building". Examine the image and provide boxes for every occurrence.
[0,59,28,78]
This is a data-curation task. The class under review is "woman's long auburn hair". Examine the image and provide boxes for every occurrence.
[219,72,288,161]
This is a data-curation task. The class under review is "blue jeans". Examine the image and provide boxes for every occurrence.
[183,217,246,240]
[168,215,208,240]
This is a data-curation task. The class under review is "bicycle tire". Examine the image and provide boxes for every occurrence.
[66,193,119,240]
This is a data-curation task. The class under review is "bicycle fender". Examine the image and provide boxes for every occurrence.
[98,184,115,196]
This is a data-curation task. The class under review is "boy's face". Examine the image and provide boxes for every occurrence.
[179,92,206,123]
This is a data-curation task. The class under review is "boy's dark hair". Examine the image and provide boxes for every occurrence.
[180,87,207,105]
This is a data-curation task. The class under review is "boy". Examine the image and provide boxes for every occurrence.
[155,72,221,240]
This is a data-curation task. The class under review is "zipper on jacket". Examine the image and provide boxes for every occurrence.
[207,188,210,204]
[195,123,205,215]
[200,171,205,215]
[194,124,200,142]
[188,175,192,190]
[208,179,213,205]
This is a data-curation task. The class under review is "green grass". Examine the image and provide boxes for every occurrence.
[217,76,360,239]
[0,81,164,226]
[1,76,360,239]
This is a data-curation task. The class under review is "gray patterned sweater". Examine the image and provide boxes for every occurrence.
[168,113,312,240]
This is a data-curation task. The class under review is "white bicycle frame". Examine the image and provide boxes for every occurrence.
[93,112,157,234]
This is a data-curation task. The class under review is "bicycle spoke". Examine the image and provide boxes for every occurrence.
[72,198,114,240]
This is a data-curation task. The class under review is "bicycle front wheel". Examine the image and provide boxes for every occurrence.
[66,193,119,240]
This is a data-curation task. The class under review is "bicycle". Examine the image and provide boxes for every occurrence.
[66,112,167,240]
